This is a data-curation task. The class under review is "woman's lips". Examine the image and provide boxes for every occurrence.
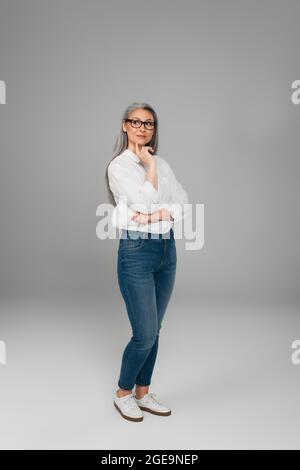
[137,135,145,138]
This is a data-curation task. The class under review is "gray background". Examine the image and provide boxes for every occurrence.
[0,0,299,449]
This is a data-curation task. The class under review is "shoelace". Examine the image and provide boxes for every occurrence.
[140,392,159,403]
[121,394,139,411]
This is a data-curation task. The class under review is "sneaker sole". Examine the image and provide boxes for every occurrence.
[137,405,171,416]
[114,401,144,422]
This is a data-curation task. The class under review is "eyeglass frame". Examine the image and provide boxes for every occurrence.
[123,118,157,130]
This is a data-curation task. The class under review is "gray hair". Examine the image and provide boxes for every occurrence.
[105,102,159,206]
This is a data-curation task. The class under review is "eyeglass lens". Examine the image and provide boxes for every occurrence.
[129,119,155,130]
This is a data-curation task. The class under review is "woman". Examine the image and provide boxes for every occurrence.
[106,102,189,422]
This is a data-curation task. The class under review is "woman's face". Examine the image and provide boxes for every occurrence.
[122,108,155,148]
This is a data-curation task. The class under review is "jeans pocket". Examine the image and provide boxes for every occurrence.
[120,238,145,251]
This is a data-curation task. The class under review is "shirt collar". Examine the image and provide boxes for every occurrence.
[122,148,141,164]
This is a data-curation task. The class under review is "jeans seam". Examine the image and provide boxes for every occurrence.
[118,270,143,390]
[117,258,134,389]
[156,239,167,273]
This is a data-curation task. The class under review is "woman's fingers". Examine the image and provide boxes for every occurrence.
[136,214,147,224]
[135,142,141,159]
[131,211,149,224]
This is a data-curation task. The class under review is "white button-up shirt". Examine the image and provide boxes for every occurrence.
[107,148,190,234]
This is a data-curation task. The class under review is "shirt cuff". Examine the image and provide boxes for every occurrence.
[169,203,190,223]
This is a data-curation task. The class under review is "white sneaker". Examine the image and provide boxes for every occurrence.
[134,392,171,416]
[114,392,144,422]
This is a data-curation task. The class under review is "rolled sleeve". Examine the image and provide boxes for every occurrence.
[111,198,137,228]
[169,204,185,223]
[108,162,159,213]
[167,165,190,223]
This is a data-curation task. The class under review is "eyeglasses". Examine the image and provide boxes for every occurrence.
[124,119,156,130]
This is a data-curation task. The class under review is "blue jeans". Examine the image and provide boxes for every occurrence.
[117,228,177,390]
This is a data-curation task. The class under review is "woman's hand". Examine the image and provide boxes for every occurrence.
[131,208,173,224]
[131,210,158,224]
[135,142,156,168]
[131,211,150,224]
